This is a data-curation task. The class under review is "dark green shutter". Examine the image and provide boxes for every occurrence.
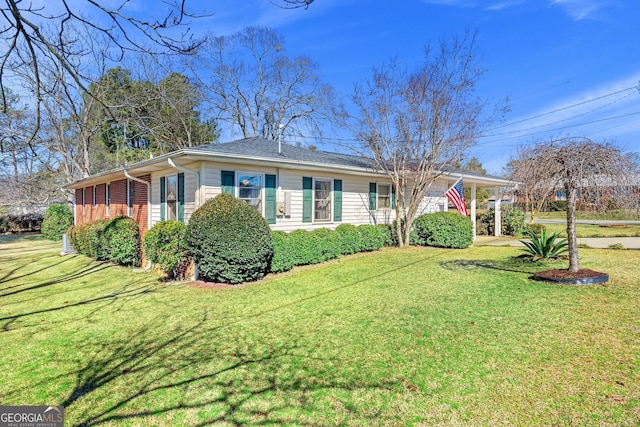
[177,173,185,222]
[221,170,235,195]
[265,174,277,224]
[369,182,377,210]
[160,177,166,221]
[391,185,396,209]
[333,179,342,222]
[302,176,313,223]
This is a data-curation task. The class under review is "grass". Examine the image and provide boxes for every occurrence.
[536,210,640,221]
[1,234,640,426]
[539,222,640,238]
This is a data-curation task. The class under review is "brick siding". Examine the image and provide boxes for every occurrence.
[74,174,151,235]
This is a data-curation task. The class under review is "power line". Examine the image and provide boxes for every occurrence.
[482,91,635,138]
[486,85,639,132]
[477,111,640,146]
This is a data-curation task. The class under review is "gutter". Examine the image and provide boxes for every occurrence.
[168,157,201,207]
[124,166,152,270]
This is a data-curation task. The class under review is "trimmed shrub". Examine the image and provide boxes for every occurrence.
[336,223,360,254]
[185,193,273,284]
[376,223,396,247]
[357,224,386,251]
[143,221,190,279]
[479,206,525,236]
[41,203,74,241]
[270,231,296,273]
[103,216,140,266]
[286,229,340,265]
[69,216,140,266]
[312,228,341,262]
[68,220,108,259]
[413,212,473,248]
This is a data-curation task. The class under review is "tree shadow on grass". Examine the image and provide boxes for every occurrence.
[0,255,75,287]
[439,256,552,276]
[54,310,400,426]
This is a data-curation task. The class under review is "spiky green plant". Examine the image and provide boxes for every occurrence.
[519,228,568,259]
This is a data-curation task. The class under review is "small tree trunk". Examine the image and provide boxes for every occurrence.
[565,184,579,272]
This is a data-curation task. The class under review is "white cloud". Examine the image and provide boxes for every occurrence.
[485,1,526,11]
[550,0,606,21]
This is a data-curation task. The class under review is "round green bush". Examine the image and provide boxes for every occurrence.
[185,193,273,284]
[41,203,74,241]
[413,212,473,248]
[103,216,140,266]
[143,220,190,279]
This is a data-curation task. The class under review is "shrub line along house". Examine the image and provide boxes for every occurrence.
[64,137,513,237]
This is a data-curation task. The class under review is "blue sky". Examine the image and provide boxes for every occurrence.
[56,0,640,174]
[181,0,638,174]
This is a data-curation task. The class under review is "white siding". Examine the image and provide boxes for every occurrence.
[149,159,450,232]
[150,161,200,227]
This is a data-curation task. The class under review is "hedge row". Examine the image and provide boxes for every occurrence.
[0,213,44,233]
[67,215,140,266]
[270,224,387,273]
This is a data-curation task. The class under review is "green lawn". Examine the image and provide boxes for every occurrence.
[540,222,640,238]
[1,234,640,426]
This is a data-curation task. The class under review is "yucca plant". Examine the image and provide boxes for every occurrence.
[519,228,568,259]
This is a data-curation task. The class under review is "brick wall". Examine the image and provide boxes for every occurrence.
[73,174,151,235]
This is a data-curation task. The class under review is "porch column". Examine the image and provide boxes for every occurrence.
[470,182,477,240]
[494,186,502,237]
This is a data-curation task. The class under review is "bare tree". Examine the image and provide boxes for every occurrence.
[517,137,638,272]
[347,30,502,246]
[271,0,315,9]
[0,0,208,145]
[506,148,557,223]
[192,26,337,141]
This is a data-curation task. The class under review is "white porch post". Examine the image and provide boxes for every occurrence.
[494,186,502,237]
[471,182,477,240]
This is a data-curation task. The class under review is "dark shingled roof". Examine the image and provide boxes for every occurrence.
[187,137,376,170]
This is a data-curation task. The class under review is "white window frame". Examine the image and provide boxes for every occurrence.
[237,171,265,215]
[92,186,97,207]
[127,179,134,217]
[377,183,392,210]
[313,178,333,223]
[164,174,178,221]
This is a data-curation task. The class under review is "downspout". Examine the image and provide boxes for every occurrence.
[124,166,152,270]
[167,157,201,280]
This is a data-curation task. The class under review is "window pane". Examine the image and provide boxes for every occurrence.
[166,175,177,202]
[238,174,263,212]
[314,180,331,221]
[378,184,391,209]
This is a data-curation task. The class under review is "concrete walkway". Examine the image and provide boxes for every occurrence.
[474,235,640,249]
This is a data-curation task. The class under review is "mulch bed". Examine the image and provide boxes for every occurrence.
[533,268,609,284]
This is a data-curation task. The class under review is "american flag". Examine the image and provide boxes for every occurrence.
[445,178,468,216]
